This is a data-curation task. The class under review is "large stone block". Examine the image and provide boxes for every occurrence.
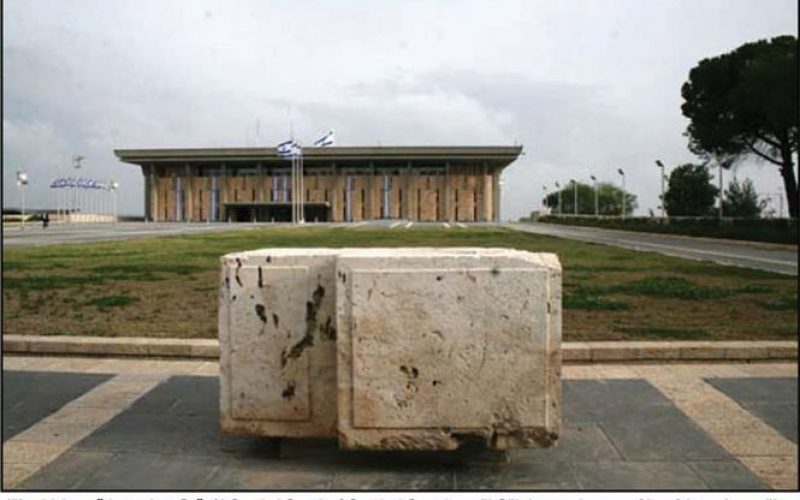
[335,249,561,450]
[219,249,340,438]
[219,248,561,451]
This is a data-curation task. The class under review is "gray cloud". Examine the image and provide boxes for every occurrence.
[3,0,797,219]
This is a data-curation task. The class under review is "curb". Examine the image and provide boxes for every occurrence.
[2,335,796,364]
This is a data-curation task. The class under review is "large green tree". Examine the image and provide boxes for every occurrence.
[663,163,719,216]
[722,178,767,218]
[543,181,636,216]
[681,35,798,217]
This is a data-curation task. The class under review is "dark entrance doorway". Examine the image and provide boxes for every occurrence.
[224,202,330,223]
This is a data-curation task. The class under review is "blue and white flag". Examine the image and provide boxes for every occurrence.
[276,139,301,158]
[313,130,335,147]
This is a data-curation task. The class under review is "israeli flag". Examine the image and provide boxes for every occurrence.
[277,139,301,158]
[313,130,335,147]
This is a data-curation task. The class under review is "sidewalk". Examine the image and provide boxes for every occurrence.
[3,355,796,490]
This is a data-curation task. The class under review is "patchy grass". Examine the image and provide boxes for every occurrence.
[2,225,797,341]
[564,291,629,311]
[88,295,138,311]
[758,293,798,311]
[604,276,735,301]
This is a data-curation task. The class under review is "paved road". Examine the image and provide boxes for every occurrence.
[508,222,797,276]
[1,220,489,248]
[2,222,298,247]
[3,356,796,490]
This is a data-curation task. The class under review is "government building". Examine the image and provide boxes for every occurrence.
[115,146,522,223]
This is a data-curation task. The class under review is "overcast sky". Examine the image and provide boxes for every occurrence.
[3,0,797,219]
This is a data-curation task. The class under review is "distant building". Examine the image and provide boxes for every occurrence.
[115,146,521,223]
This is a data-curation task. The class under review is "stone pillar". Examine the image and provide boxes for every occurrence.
[221,163,227,222]
[258,163,265,203]
[368,162,375,220]
[492,170,500,222]
[142,166,151,222]
[185,164,193,222]
[150,164,159,222]
[444,162,451,222]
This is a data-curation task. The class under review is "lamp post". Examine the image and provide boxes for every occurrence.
[109,181,119,224]
[655,160,666,218]
[554,181,561,216]
[617,168,626,220]
[16,170,28,231]
[589,175,598,217]
[72,155,85,224]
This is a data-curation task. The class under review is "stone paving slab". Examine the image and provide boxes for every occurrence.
[12,373,765,490]
[3,356,796,490]
[2,371,112,442]
[706,377,798,443]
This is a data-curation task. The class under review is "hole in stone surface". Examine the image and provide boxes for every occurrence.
[255,304,267,323]
[282,382,296,400]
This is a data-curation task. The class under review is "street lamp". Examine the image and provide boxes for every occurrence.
[554,181,561,216]
[655,160,666,218]
[570,178,578,216]
[617,168,626,220]
[109,180,119,224]
[72,154,85,223]
[589,175,598,217]
[16,170,28,231]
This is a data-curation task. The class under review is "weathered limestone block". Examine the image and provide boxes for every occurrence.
[336,250,561,451]
[219,247,561,452]
[219,248,340,438]
[219,247,521,438]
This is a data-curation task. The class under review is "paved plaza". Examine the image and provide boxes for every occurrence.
[2,356,796,490]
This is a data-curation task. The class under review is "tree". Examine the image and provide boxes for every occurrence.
[543,182,636,216]
[681,35,799,217]
[722,178,767,218]
[663,163,718,216]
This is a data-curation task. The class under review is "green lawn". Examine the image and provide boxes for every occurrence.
[2,226,796,341]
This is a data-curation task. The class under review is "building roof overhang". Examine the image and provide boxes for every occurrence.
[114,146,523,169]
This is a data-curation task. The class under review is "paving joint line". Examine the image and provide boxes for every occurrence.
[646,373,797,490]
[1,373,170,489]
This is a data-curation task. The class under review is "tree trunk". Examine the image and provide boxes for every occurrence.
[779,139,799,218]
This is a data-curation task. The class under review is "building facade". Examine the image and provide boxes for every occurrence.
[115,146,522,223]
